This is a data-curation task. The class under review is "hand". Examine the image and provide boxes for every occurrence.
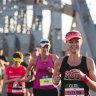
[14,78,20,82]
[52,75,60,86]
[70,69,85,79]
[13,81,18,87]
[26,75,32,82]
[47,67,54,73]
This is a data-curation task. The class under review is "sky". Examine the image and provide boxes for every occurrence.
[61,0,96,24]
[85,0,96,24]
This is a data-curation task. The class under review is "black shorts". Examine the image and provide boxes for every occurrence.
[7,93,24,96]
[33,88,58,96]
[25,81,33,88]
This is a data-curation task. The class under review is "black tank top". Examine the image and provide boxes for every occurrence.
[59,56,90,96]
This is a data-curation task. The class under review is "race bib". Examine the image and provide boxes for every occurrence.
[40,76,53,86]
[12,89,22,93]
[12,83,23,93]
[65,84,84,96]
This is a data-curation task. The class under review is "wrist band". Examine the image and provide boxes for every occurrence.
[82,75,89,83]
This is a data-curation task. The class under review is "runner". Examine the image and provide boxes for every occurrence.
[52,30,96,96]
[4,51,26,96]
[32,47,40,59]
[0,48,9,96]
[0,48,9,67]
[0,59,5,96]
[27,38,59,96]
[22,52,34,96]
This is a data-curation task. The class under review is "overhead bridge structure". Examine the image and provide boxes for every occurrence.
[0,0,96,61]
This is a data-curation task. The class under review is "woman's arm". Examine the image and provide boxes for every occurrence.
[52,57,63,86]
[47,54,59,74]
[86,57,96,91]
[4,74,15,84]
[25,58,35,81]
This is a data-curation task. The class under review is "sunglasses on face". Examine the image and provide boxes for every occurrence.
[40,41,49,44]
[42,45,49,48]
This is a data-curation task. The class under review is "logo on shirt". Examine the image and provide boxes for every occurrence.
[9,71,13,73]
[64,70,80,80]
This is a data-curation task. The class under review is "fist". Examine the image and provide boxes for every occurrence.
[52,75,60,86]
[47,67,54,73]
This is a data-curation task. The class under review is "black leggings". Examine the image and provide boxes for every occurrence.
[33,88,58,96]
[7,93,24,96]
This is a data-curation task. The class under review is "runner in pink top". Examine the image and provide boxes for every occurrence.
[34,54,55,89]
[27,38,59,96]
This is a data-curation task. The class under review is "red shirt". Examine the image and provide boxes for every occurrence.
[6,65,26,94]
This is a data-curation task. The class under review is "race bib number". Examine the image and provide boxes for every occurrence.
[12,89,22,93]
[40,76,53,86]
[65,84,84,96]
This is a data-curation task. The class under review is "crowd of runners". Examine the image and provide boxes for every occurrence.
[0,30,96,96]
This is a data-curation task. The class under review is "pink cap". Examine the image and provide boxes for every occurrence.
[65,31,82,41]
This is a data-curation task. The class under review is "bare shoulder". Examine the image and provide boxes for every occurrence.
[51,54,59,62]
[54,56,64,69]
[56,57,63,63]
[29,57,37,66]
[86,56,96,71]
[86,56,95,65]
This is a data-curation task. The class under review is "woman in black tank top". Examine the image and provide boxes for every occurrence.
[52,31,96,96]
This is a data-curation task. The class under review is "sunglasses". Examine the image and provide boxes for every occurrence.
[40,41,49,44]
[42,45,49,48]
